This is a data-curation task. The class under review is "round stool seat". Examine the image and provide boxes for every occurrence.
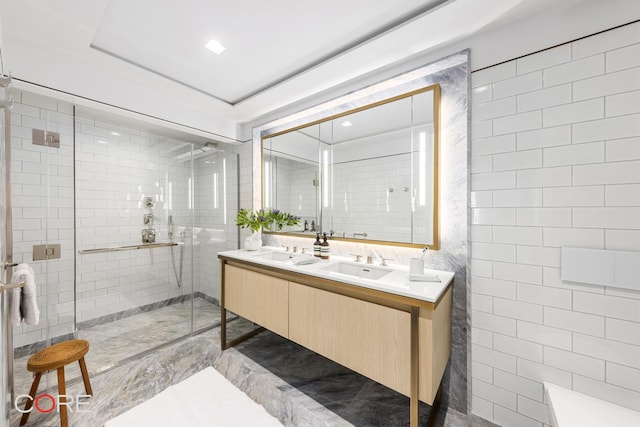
[27,339,90,372]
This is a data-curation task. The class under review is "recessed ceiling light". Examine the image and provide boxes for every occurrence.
[205,39,226,55]
[341,121,352,127]
[110,132,120,136]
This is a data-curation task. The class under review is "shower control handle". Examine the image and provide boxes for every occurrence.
[142,229,156,244]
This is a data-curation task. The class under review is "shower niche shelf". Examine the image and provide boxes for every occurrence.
[78,242,178,255]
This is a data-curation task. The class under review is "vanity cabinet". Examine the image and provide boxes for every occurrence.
[220,256,452,412]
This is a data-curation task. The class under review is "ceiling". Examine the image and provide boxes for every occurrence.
[0,0,597,141]
[91,0,445,105]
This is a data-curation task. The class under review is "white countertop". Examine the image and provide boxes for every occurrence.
[545,382,640,427]
[218,247,454,304]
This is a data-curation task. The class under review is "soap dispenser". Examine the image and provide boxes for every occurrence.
[314,233,322,257]
[321,233,330,259]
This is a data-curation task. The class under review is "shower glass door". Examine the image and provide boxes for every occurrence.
[73,107,197,373]
[8,89,76,423]
[72,105,239,373]
[0,82,11,427]
[193,148,239,329]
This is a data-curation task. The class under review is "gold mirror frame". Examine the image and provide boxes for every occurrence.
[261,83,440,250]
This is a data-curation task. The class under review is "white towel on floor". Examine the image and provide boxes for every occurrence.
[105,367,283,427]
[9,263,40,326]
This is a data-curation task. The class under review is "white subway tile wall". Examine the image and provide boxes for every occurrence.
[74,118,195,323]
[471,21,640,426]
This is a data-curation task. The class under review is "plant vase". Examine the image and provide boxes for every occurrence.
[243,230,262,250]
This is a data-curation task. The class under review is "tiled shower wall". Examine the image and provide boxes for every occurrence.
[470,22,640,426]
[74,116,194,323]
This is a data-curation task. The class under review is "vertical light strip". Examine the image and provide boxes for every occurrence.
[213,173,219,209]
[419,132,426,206]
[264,160,271,208]
[322,150,329,208]
[188,177,192,210]
[223,157,227,224]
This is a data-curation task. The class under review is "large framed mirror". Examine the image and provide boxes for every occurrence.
[262,84,440,249]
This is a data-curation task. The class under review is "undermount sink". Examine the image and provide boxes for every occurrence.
[322,262,392,280]
[254,251,296,262]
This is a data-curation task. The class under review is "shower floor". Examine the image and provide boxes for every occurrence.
[11,297,221,404]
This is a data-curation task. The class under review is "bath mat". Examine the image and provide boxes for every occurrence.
[105,367,282,427]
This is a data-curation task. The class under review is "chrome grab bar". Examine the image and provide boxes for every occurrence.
[0,281,25,292]
[353,232,368,238]
[78,242,178,255]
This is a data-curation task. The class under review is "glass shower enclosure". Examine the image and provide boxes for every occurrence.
[4,89,238,423]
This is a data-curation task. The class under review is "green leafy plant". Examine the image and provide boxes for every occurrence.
[236,208,270,232]
[268,209,300,231]
[236,208,300,232]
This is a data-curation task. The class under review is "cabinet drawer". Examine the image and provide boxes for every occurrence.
[289,283,411,396]
[225,265,289,337]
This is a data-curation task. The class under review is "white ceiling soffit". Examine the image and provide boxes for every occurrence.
[90,0,529,119]
[234,0,527,122]
[90,0,448,106]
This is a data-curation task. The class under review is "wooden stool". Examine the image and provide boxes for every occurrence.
[20,339,93,427]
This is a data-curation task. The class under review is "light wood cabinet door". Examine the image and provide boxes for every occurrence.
[418,286,452,404]
[224,265,289,338]
[289,282,411,396]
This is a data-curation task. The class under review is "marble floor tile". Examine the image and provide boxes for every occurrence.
[216,327,466,427]
[12,298,221,414]
[11,314,469,427]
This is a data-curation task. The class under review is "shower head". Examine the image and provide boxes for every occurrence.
[173,141,223,163]
[195,141,219,154]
